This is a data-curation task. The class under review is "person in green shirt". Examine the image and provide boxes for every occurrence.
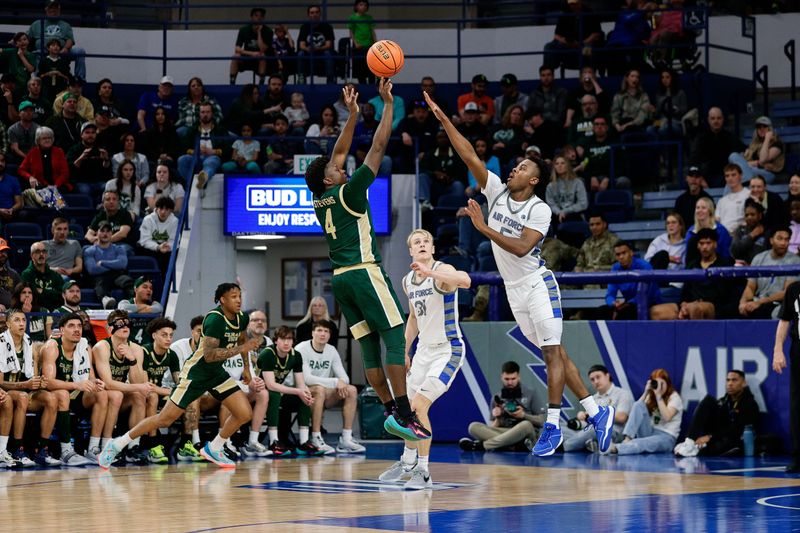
[348,1,377,84]
[305,81,430,443]
[2,33,37,89]
[21,241,63,311]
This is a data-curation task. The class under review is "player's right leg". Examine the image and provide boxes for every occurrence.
[198,380,252,468]
[53,390,91,466]
[28,390,62,467]
[241,387,270,457]
[0,391,34,467]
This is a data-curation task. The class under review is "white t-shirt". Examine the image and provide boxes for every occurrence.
[652,391,683,438]
[483,170,551,283]
[165,337,195,389]
[402,262,462,346]
[716,189,750,235]
[294,339,349,389]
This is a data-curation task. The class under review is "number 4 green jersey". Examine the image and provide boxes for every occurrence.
[312,165,382,269]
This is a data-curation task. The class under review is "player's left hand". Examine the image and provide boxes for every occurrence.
[464,198,486,231]
[343,84,359,115]
[378,78,393,104]
[510,406,525,419]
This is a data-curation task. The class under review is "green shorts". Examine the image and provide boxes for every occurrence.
[332,263,405,339]
[169,368,240,410]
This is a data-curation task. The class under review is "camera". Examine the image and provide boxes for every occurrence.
[504,400,519,413]
[650,379,659,390]
[567,417,586,431]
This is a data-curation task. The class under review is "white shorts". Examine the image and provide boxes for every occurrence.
[407,339,464,402]
[506,269,563,348]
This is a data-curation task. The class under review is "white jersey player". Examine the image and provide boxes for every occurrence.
[423,90,616,458]
[379,228,471,489]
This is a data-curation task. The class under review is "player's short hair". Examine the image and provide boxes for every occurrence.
[588,364,609,376]
[613,240,632,251]
[695,227,718,242]
[58,312,83,329]
[311,319,335,334]
[147,317,177,336]
[523,154,549,180]
[274,113,289,125]
[770,225,791,239]
[501,361,520,374]
[744,198,765,214]
[214,282,240,303]
[406,229,434,247]
[107,309,129,325]
[51,217,69,228]
[723,163,742,175]
[729,369,745,378]
[190,315,204,329]
[305,156,330,197]
[155,196,175,210]
[273,325,295,342]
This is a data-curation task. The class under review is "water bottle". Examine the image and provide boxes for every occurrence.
[743,425,755,457]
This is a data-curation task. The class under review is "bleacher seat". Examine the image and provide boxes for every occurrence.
[4,222,44,240]
[609,220,664,242]
[127,256,163,295]
[80,289,102,309]
[61,194,95,209]
[560,289,608,309]
[594,189,634,223]
[642,189,683,211]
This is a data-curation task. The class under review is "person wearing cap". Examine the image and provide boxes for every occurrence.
[137,196,178,274]
[93,106,122,155]
[85,190,134,252]
[65,120,111,198]
[118,277,164,316]
[7,100,40,164]
[136,76,178,132]
[56,279,84,314]
[18,126,70,191]
[23,77,52,124]
[231,7,273,86]
[457,74,494,126]
[28,1,87,80]
[43,92,81,151]
[395,99,438,173]
[0,238,22,309]
[673,166,711,230]
[2,32,37,90]
[44,217,82,279]
[528,65,567,130]
[728,116,785,184]
[0,73,22,127]
[0,154,23,225]
[83,221,134,309]
[21,241,64,310]
[53,76,93,122]
[455,101,488,144]
[543,0,604,71]
[690,107,744,187]
[494,73,529,125]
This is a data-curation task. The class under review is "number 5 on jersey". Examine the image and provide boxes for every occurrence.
[325,208,337,240]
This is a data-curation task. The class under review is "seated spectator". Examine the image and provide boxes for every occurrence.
[260,76,290,133]
[176,77,223,138]
[739,226,800,319]
[264,115,300,174]
[543,0,604,71]
[567,94,599,147]
[396,100,438,172]
[0,239,22,308]
[685,197,731,265]
[284,92,309,135]
[118,276,163,316]
[36,39,70,104]
[28,1,87,80]
[105,159,142,220]
[43,93,80,151]
[565,65,610,128]
[52,76,93,122]
[650,228,738,320]
[610,69,652,135]
[561,143,586,177]
[562,365,634,452]
[546,155,588,228]
[230,7,272,86]
[418,130,468,210]
[691,107,744,186]
[575,213,618,273]
[221,122,260,174]
[645,212,686,270]
[459,361,543,452]
[455,102,488,144]
[304,105,340,155]
[609,369,682,455]
[0,154,23,226]
[673,166,711,228]
[604,0,652,75]
[466,138,499,197]
[85,190,134,254]
[112,133,149,185]
[674,370,759,457]
[333,83,358,129]
[716,163,750,236]
[176,102,227,187]
[296,4,336,84]
[729,116,784,184]
[44,217,82,280]
[11,281,52,342]
[225,84,265,135]
[648,0,692,63]
[65,121,111,198]
[136,76,178,132]
[494,73,529,125]
[648,68,689,139]
[528,65,567,130]
[594,241,662,320]
[295,320,365,454]
[749,175,788,232]
[490,104,527,166]
[21,242,63,311]
[92,107,121,154]
[144,164,185,215]
[457,74,494,126]
[352,102,391,175]
[139,106,180,168]
[271,24,296,81]
[83,221,134,309]
[789,173,800,205]
[348,1,377,85]
[295,296,339,346]
[18,126,70,192]
[55,279,84,314]
[23,77,52,124]
[524,107,561,161]
[137,196,178,274]
[368,82,405,131]
[3,32,37,89]
[7,100,39,164]
[92,78,131,130]
[577,115,622,193]
[420,76,451,119]
[790,199,800,254]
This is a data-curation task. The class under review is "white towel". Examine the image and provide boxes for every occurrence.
[0,329,33,379]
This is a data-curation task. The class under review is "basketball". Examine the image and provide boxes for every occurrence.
[366,40,405,78]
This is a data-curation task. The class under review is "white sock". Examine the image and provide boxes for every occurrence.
[580,396,600,418]
[249,431,259,446]
[192,429,200,444]
[100,438,110,450]
[210,434,226,452]
[546,408,561,428]
[0,435,8,453]
[401,446,417,465]
[417,455,429,471]
[268,429,278,444]
[131,437,141,448]
[61,442,72,454]
[116,433,133,449]
[311,431,322,441]
[299,427,309,444]
[89,436,100,450]
[342,429,353,441]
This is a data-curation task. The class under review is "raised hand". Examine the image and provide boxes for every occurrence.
[422,91,446,123]
[343,84,360,115]
[378,78,393,105]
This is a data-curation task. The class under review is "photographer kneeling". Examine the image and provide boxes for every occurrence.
[459,361,544,451]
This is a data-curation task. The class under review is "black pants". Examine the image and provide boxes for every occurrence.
[791,339,800,459]
[686,395,741,456]
[94,270,134,300]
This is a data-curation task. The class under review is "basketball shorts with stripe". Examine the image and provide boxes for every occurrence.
[506,269,563,348]
[407,339,464,402]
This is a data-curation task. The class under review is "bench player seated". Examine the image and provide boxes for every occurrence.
[294,319,365,454]
[0,309,62,467]
[258,326,321,457]
[41,312,110,466]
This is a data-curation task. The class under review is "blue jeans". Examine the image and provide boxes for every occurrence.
[615,400,676,455]
[297,49,335,82]
[418,173,465,204]
[67,47,86,79]
[178,154,222,183]
[728,152,775,184]
[562,426,624,452]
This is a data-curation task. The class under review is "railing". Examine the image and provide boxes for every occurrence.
[785,39,797,101]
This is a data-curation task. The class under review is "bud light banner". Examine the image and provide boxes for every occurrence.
[224,175,392,236]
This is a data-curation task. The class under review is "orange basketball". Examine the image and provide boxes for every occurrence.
[366,40,405,78]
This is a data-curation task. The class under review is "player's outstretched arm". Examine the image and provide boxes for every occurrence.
[330,85,359,171]
[411,261,471,292]
[363,78,394,176]
[423,91,488,189]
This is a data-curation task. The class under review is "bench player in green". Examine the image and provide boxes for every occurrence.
[98,283,263,469]
[304,81,430,441]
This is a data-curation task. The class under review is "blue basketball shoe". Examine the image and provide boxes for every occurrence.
[587,405,616,454]
[532,423,563,457]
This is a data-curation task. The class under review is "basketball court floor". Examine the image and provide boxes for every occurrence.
[2,443,798,532]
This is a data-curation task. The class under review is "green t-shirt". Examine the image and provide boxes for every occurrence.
[89,209,134,233]
[348,13,375,47]
[182,307,249,379]
[104,338,133,384]
[312,165,381,269]
[257,346,302,385]
[141,343,180,386]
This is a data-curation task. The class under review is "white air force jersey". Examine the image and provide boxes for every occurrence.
[403,262,462,346]
[483,171,551,282]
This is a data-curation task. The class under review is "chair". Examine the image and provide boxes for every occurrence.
[81,289,100,305]
[127,256,163,295]
[4,222,43,241]
[60,194,94,209]
[594,189,634,223]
